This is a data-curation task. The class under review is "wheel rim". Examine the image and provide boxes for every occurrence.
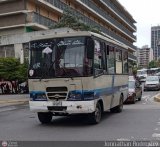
[95,104,101,122]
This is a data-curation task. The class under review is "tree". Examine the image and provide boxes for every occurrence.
[50,7,101,33]
[157,58,160,67]
[0,57,28,93]
[148,60,158,68]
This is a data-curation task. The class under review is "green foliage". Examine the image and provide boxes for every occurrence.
[50,7,101,33]
[148,60,158,68]
[0,57,28,82]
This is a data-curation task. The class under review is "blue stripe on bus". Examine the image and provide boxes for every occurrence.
[29,84,128,98]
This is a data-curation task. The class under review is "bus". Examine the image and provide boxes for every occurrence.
[28,29,129,124]
[148,68,160,76]
[137,68,148,82]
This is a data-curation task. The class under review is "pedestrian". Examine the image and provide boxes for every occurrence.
[6,83,10,94]
[0,83,4,94]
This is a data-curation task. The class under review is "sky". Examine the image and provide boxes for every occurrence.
[118,0,160,48]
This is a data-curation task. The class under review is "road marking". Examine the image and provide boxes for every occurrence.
[154,128,159,131]
[152,133,160,138]
[0,106,17,113]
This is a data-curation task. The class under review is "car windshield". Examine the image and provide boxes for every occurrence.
[146,76,159,81]
[128,81,135,89]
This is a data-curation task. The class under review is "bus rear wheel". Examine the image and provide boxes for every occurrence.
[37,112,52,124]
[89,102,102,124]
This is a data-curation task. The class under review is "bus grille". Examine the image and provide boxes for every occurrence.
[46,87,68,100]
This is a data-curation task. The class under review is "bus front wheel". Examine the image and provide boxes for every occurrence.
[37,112,52,124]
[89,102,102,124]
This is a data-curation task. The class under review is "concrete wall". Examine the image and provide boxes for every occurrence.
[14,43,24,64]
[0,27,25,36]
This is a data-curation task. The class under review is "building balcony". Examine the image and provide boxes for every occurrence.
[79,0,136,41]
[101,0,136,30]
[26,12,57,30]
[45,0,67,10]
[0,13,25,28]
[0,0,25,14]
[128,53,137,61]
[71,8,136,50]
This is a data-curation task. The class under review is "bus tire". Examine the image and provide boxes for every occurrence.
[110,95,123,113]
[37,112,52,124]
[89,102,102,124]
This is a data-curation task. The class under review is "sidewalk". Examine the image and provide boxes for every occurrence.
[0,94,29,108]
[154,94,160,102]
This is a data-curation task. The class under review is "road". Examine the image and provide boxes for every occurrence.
[0,91,160,142]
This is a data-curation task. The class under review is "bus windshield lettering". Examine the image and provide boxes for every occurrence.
[29,36,93,78]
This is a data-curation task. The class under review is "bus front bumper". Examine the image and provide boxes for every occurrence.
[29,101,95,114]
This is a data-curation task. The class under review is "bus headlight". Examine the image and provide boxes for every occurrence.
[67,91,82,101]
[30,92,47,101]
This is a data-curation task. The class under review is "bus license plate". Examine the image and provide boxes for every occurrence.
[52,101,62,106]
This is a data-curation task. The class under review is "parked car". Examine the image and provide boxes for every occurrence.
[125,76,142,104]
[144,76,160,91]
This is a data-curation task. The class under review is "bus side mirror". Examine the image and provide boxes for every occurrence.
[86,38,94,59]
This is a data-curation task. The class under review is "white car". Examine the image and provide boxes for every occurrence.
[144,76,160,91]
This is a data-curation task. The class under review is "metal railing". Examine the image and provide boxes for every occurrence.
[101,0,136,30]
[80,0,136,40]
[45,0,67,10]
[41,0,136,50]
[72,8,136,50]
[26,12,56,28]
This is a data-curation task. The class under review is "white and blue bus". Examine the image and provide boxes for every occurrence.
[137,68,148,82]
[28,29,129,124]
[148,68,160,76]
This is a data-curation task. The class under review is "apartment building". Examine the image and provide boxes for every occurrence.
[0,0,137,63]
[137,45,153,68]
[151,26,160,60]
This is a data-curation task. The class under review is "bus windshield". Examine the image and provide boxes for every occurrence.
[137,70,147,75]
[29,36,93,79]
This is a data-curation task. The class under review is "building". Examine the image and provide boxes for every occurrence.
[137,45,153,68]
[0,0,137,64]
[151,26,160,60]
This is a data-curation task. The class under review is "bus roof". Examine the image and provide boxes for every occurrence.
[30,28,128,50]
[137,68,148,71]
[150,68,160,70]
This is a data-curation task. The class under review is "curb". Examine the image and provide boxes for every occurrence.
[154,94,160,102]
[0,100,29,108]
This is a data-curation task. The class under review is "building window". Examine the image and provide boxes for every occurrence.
[0,45,15,58]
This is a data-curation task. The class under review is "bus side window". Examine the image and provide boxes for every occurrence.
[100,42,107,72]
[107,46,115,74]
[116,48,122,74]
[123,51,128,74]
[94,40,103,75]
